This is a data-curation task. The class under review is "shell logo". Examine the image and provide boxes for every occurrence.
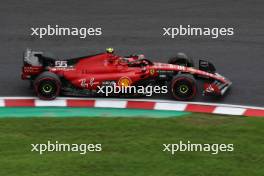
[118,77,131,87]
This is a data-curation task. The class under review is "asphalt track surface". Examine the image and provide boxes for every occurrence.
[0,0,264,106]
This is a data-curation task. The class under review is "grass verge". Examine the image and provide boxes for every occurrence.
[0,113,263,176]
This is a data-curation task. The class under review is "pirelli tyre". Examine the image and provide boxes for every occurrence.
[34,71,61,100]
[171,74,197,101]
[168,52,194,67]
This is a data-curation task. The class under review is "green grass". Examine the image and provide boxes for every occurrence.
[0,113,263,176]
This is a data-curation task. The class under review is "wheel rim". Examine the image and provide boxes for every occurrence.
[179,84,189,94]
[37,79,58,99]
[42,83,53,93]
[172,78,195,100]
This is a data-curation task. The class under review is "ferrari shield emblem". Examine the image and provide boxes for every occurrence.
[150,69,155,75]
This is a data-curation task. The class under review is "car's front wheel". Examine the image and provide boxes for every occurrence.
[168,52,194,67]
[34,72,61,100]
[171,74,197,101]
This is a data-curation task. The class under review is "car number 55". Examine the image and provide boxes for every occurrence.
[55,61,67,67]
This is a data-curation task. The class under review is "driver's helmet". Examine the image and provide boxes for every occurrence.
[138,54,145,60]
[106,47,114,53]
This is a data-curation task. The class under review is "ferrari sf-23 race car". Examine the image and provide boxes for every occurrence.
[21,48,232,100]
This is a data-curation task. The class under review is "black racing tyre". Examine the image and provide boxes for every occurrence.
[34,72,61,100]
[168,57,194,67]
[171,74,197,101]
[168,53,194,67]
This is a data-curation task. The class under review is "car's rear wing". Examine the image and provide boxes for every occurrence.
[23,48,44,66]
[21,49,45,80]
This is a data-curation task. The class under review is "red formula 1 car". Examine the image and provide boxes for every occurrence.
[21,48,232,100]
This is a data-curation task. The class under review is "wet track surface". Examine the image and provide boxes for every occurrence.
[0,0,264,106]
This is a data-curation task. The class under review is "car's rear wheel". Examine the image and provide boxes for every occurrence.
[34,72,61,100]
[171,74,197,101]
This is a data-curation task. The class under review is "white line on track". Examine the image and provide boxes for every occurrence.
[94,100,127,108]
[154,102,187,111]
[0,99,4,107]
[213,107,246,116]
[35,99,67,107]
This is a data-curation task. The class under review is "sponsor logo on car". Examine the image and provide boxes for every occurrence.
[118,77,132,87]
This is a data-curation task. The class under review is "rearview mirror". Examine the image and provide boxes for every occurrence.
[199,60,216,73]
